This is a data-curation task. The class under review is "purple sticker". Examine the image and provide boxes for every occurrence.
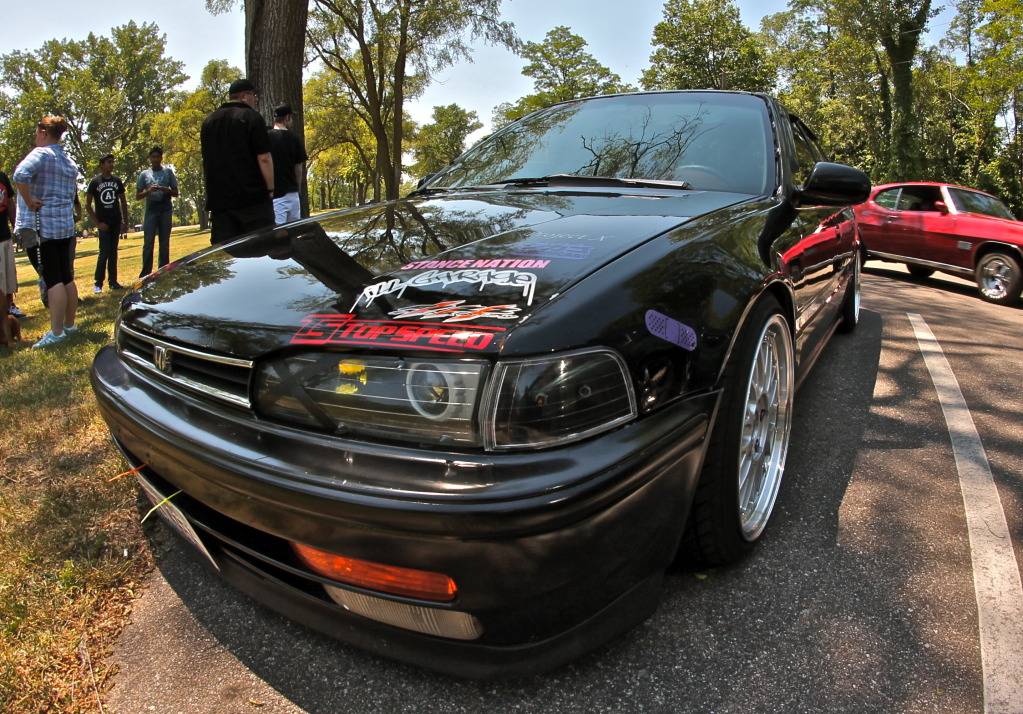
[646,309,698,351]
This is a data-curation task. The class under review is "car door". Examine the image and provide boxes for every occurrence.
[858,187,902,255]
[888,185,947,261]
[776,116,847,365]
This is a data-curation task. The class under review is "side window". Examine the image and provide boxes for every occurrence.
[896,186,943,212]
[790,120,822,186]
[874,189,900,210]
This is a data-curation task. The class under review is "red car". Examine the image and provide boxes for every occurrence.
[855,181,1023,305]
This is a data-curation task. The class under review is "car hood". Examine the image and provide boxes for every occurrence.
[122,188,750,357]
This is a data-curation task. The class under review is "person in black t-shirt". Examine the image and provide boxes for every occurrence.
[86,154,129,292]
[268,104,308,225]
[200,78,275,245]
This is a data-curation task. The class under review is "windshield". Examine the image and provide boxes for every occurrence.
[948,188,1016,220]
[428,92,774,196]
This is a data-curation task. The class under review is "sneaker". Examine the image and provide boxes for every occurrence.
[32,331,67,349]
[111,282,125,290]
[64,324,79,335]
[93,285,102,294]
[8,305,25,319]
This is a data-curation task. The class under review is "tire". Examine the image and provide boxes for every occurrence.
[837,250,861,334]
[975,252,1022,305]
[682,296,795,565]
[907,265,934,279]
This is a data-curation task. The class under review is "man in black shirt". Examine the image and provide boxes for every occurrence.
[268,104,308,225]
[86,154,128,292]
[200,78,275,245]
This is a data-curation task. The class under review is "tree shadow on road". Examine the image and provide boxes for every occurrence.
[865,262,1022,311]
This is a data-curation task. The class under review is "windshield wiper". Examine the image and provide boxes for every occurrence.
[498,174,692,190]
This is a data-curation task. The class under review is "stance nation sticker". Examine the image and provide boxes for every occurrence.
[291,314,505,352]
[400,258,550,270]
[645,309,698,351]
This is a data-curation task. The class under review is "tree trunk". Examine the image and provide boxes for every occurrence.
[244,0,310,215]
[198,192,209,231]
[388,2,410,201]
[888,50,917,181]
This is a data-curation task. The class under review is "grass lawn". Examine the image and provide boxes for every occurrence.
[0,225,214,712]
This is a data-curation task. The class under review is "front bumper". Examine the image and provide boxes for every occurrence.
[92,345,716,677]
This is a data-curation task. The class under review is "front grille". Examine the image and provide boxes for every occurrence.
[116,323,253,408]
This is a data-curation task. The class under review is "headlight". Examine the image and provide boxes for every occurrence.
[255,353,487,447]
[484,349,637,450]
[256,348,636,451]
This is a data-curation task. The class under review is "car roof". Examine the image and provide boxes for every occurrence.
[872,181,1000,199]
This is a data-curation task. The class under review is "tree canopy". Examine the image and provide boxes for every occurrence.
[307,0,517,201]
[149,60,243,229]
[493,26,634,126]
[412,103,482,176]
[0,21,186,181]
[641,0,775,92]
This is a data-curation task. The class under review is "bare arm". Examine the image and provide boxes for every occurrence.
[14,181,42,211]
[119,194,130,233]
[257,152,274,194]
[85,191,100,226]
[73,194,82,222]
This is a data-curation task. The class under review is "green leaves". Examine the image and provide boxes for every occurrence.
[148,61,242,227]
[411,103,482,176]
[494,26,633,127]
[0,22,185,183]
[641,0,775,93]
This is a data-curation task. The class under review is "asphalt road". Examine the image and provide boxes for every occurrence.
[105,263,1023,714]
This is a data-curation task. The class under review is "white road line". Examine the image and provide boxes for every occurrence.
[908,313,1023,714]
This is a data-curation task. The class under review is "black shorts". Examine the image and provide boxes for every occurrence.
[30,238,75,288]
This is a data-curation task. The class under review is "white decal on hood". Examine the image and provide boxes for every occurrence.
[388,300,521,323]
[352,268,538,309]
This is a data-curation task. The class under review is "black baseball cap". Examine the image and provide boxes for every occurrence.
[228,78,257,96]
[273,104,293,119]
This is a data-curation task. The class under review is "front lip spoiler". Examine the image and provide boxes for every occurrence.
[189,534,665,679]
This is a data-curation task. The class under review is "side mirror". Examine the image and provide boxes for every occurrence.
[796,162,871,207]
[416,172,437,189]
[934,200,949,214]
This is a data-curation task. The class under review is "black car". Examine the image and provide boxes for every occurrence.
[91,91,869,677]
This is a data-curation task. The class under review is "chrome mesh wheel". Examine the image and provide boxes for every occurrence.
[737,314,794,541]
[978,255,1013,301]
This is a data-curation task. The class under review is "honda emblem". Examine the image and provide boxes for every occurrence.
[153,345,172,374]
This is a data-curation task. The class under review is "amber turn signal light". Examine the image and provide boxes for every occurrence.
[291,543,457,602]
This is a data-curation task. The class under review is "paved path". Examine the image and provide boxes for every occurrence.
[105,263,1023,713]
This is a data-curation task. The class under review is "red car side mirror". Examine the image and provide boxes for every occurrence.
[934,200,950,214]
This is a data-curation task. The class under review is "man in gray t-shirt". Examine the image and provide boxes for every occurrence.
[135,146,178,277]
